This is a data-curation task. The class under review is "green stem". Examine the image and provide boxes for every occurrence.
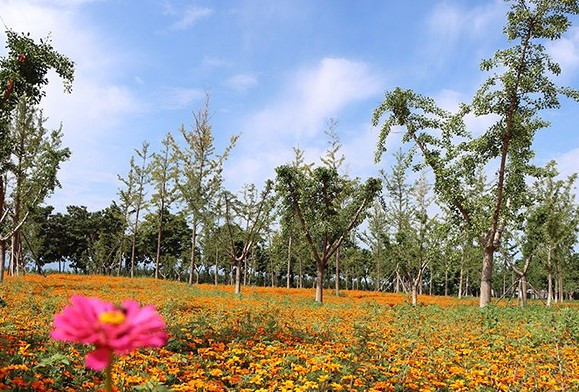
[105,352,114,392]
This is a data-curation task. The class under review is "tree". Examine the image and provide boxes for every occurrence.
[533,161,578,305]
[224,182,273,294]
[170,93,237,285]
[2,99,69,277]
[0,29,73,282]
[150,134,177,279]
[120,141,151,278]
[372,0,579,307]
[276,137,381,302]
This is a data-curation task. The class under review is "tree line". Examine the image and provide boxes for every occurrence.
[1,0,578,306]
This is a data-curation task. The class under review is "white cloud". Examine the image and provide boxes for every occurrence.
[225,73,258,92]
[547,27,579,76]
[0,0,143,211]
[554,147,579,179]
[224,57,384,191]
[170,6,213,30]
[428,1,504,41]
[202,56,232,69]
[158,87,204,110]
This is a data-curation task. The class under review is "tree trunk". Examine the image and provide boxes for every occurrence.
[0,177,4,283]
[395,265,400,293]
[286,235,292,289]
[188,220,197,285]
[411,283,418,307]
[558,273,564,304]
[547,245,553,307]
[214,248,219,285]
[154,201,165,279]
[130,205,141,278]
[0,240,4,283]
[298,258,303,288]
[458,264,464,299]
[235,259,242,294]
[480,245,494,307]
[444,267,448,296]
[315,261,324,303]
[334,247,340,296]
[375,247,381,291]
[243,256,248,286]
[519,275,527,307]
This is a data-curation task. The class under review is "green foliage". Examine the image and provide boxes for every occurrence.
[0,29,74,173]
[372,0,579,305]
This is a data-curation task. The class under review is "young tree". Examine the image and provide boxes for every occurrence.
[224,182,273,294]
[170,93,237,285]
[372,0,579,307]
[3,99,69,277]
[532,161,578,305]
[126,141,151,278]
[150,134,177,279]
[276,140,381,302]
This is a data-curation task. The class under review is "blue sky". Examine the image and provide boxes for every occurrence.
[1,0,578,212]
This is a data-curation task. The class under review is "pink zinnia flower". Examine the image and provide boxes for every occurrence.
[51,295,167,371]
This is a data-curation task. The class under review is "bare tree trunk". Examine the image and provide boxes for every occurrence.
[518,275,527,307]
[0,240,4,283]
[429,268,433,296]
[465,272,470,297]
[444,267,448,296]
[188,220,197,285]
[559,273,564,304]
[286,235,292,289]
[547,245,553,307]
[235,260,242,294]
[412,283,418,307]
[315,261,324,303]
[154,203,164,279]
[335,247,340,296]
[243,256,248,286]
[298,258,303,288]
[130,207,141,278]
[214,248,219,285]
[458,264,464,299]
[480,245,494,307]
[395,265,400,293]
[0,178,4,283]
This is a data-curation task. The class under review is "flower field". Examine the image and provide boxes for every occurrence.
[0,274,577,391]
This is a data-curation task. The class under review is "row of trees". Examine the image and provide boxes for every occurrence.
[1,1,578,306]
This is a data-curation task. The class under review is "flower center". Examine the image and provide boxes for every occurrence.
[98,310,126,325]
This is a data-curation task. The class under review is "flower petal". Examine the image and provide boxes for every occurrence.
[85,347,112,371]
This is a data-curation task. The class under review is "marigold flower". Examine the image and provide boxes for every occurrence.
[51,295,167,371]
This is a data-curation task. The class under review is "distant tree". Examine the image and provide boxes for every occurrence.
[136,209,191,278]
[224,182,273,294]
[150,134,177,279]
[532,161,578,305]
[372,0,579,306]
[276,143,381,302]
[169,93,238,285]
[120,141,151,278]
[116,159,136,276]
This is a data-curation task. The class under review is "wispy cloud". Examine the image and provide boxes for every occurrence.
[547,27,579,77]
[225,73,258,92]
[168,5,213,30]
[224,57,384,190]
[158,87,204,110]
